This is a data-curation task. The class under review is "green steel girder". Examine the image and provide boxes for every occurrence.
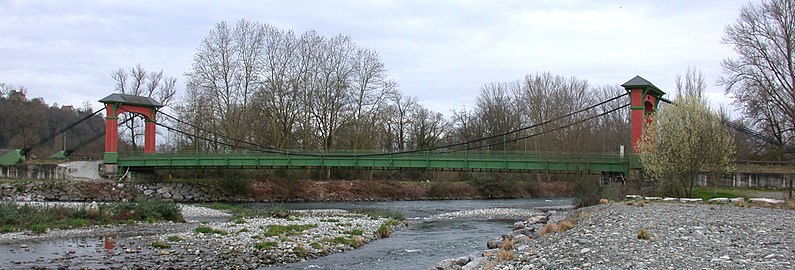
[118,152,632,173]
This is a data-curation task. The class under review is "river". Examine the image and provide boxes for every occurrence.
[0,198,573,269]
[245,198,573,269]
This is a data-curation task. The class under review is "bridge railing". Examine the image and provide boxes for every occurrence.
[120,149,627,159]
[117,150,633,173]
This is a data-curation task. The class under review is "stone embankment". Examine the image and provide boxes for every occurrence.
[435,197,794,270]
[1,180,257,202]
[1,205,404,268]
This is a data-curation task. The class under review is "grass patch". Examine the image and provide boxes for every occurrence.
[263,224,318,237]
[167,235,183,242]
[320,218,340,223]
[311,242,322,249]
[346,229,364,236]
[203,203,239,211]
[691,187,746,200]
[254,241,278,250]
[292,245,309,257]
[194,226,228,235]
[150,241,171,249]
[29,224,47,235]
[327,236,365,248]
[0,201,184,235]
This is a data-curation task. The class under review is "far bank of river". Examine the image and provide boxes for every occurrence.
[0,198,573,269]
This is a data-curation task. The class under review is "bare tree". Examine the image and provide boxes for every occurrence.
[306,35,356,151]
[111,64,177,150]
[720,0,795,158]
[520,72,593,153]
[347,49,396,150]
[385,93,418,151]
[185,20,269,150]
[409,106,447,150]
[251,26,301,149]
[449,106,483,151]
[474,81,524,150]
[676,67,706,100]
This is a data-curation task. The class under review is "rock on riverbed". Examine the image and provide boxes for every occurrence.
[437,202,795,269]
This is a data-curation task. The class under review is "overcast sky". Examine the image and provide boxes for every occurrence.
[1,0,750,117]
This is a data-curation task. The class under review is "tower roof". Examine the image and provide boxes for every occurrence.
[621,76,666,97]
[99,93,164,108]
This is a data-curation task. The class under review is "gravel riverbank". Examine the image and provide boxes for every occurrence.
[0,203,403,269]
[437,201,795,269]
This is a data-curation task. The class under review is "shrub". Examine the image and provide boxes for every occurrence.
[377,219,404,238]
[217,175,252,195]
[0,225,16,233]
[572,177,601,207]
[499,239,514,250]
[538,218,576,236]
[558,220,575,231]
[625,200,647,207]
[637,228,651,240]
[735,199,749,208]
[426,181,478,198]
[112,201,183,222]
[469,173,522,198]
[496,250,516,262]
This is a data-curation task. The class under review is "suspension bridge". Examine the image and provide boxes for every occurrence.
[1,76,669,178]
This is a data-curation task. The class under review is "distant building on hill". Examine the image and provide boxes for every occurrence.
[8,90,27,102]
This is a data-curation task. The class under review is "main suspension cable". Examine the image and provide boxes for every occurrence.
[156,122,279,153]
[157,92,628,158]
[23,107,107,154]
[352,92,629,157]
[452,103,631,152]
[158,111,282,152]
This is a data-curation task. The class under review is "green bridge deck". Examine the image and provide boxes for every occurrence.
[117,151,639,173]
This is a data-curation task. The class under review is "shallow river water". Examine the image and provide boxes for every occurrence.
[274,198,573,270]
[0,198,573,269]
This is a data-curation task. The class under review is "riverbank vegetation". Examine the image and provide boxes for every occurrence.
[0,201,183,234]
